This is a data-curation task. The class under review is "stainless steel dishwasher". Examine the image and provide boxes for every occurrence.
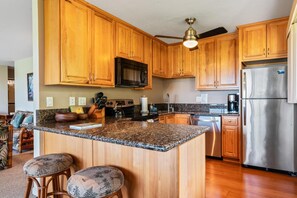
[190,115,222,158]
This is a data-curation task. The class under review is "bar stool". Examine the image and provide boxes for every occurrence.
[23,153,73,198]
[67,166,124,198]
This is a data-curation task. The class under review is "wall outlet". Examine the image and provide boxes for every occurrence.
[78,97,86,105]
[69,97,76,106]
[46,97,53,107]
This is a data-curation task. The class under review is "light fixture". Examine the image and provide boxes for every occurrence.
[183,18,198,49]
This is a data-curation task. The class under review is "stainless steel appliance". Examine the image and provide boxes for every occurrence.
[241,64,297,174]
[115,57,148,88]
[190,115,222,157]
[227,93,239,113]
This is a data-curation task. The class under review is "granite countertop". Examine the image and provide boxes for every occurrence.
[26,118,208,152]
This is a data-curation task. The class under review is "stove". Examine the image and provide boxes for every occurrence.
[105,99,158,121]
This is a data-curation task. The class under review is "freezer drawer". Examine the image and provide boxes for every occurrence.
[242,99,296,172]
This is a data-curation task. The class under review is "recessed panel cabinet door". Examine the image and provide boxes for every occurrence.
[152,40,161,75]
[131,31,144,62]
[116,23,131,58]
[222,125,239,159]
[182,46,196,77]
[61,0,91,83]
[92,12,115,86]
[197,39,216,88]
[242,24,266,61]
[170,45,183,77]
[216,34,237,88]
[267,20,287,58]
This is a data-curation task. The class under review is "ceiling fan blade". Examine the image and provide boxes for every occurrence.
[198,27,227,39]
[154,35,183,40]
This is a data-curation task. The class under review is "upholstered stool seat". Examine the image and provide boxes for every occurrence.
[23,153,73,198]
[67,166,124,198]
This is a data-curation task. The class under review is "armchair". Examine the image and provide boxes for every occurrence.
[0,125,13,169]
[10,111,34,153]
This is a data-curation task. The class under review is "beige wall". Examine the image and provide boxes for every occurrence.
[14,57,34,111]
[0,66,8,114]
[163,78,239,104]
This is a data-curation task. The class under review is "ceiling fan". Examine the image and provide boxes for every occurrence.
[155,17,227,50]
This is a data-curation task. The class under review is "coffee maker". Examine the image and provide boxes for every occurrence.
[227,94,239,113]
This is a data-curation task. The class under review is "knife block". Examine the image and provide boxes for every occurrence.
[90,107,105,119]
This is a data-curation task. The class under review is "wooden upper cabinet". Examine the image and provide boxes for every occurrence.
[196,33,238,90]
[182,47,197,77]
[241,24,266,61]
[267,20,288,58]
[60,0,92,84]
[169,44,196,78]
[197,38,216,88]
[216,33,238,88]
[169,45,183,77]
[152,40,168,78]
[239,17,288,61]
[116,22,144,62]
[91,12,115,86]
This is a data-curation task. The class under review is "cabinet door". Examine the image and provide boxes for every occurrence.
[216,33,238,88]
[197,38,216,89]
[143,36,153,89]
[222,125,239,159]
[116,23,131,58]
[152,40,161,76]
[61,0,91,83]
[165,114,175,124]
[160,43,168,77]
[92,12,115,86]
[175,114,190,125]
[169,45,183,77]
[242,24,266,61]
[267,19,288,59]
[131,31,144,62]
[182,46,196,77]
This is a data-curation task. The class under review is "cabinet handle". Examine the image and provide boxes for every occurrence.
[263,48,265,55]
[65,0,72,3]
[93,73,95,82]
[89,73,92,83]
[267,48,270,55]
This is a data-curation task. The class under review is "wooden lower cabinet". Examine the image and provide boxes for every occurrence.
[159,114,190,124]
[222,116,240,163]
[42,131,206,198]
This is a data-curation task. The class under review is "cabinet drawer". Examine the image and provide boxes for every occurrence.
[222,116,238,126]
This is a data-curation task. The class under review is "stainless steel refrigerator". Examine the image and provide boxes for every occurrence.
[241,64,297,174]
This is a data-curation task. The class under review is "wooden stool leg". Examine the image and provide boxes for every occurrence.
[117,190,123,198]
[52,176,59,198]
[40,177,47,198]
[24,177,33,198]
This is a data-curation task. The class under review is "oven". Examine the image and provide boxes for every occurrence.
[190,115,222,158]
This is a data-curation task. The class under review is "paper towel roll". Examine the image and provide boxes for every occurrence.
[140,96,148,114]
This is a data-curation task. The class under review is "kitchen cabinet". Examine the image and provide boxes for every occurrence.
[239,17,288,61]
[152,39,168,78]
[196,33,238,90]
[135,36,153,90]
[168,44,196,78]
[159,114,190,125]
[44,0,115,87]
[116,22,144,62]
[222,116,240,163]
[175,114,190,125]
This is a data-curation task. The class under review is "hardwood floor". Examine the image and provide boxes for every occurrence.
[206,159,297,198]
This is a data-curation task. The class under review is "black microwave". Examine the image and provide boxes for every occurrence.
[115,57,148,87]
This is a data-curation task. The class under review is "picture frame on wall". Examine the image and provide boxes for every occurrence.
[27,73,33,101]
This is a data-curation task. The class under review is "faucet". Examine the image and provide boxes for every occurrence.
[167,93,170,112]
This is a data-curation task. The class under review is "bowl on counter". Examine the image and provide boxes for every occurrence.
[55,112,78,122]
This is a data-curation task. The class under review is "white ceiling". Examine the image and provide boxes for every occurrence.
[0,0,293,66]
[86,0,293,43]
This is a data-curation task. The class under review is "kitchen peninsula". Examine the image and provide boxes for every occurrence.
[27,118,207,198]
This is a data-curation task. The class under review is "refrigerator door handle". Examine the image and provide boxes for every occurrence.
[242,71,247,99]
[243,99,246,126]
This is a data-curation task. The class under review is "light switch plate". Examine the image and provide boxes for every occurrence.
[69,97,76,106]
[46,97,53,107]
[201,94,208,104]
[78,97,86,105]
